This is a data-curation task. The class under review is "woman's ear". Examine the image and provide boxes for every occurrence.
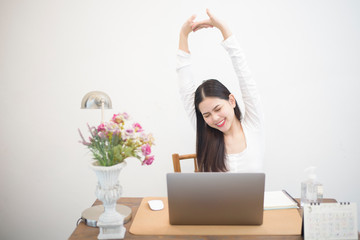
[228,94,236,108]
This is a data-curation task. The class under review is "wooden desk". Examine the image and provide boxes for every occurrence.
[69,198,358,240]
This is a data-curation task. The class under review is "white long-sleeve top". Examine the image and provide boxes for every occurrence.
[176,35,265,173]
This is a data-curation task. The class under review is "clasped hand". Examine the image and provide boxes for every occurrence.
[180,9,231,40]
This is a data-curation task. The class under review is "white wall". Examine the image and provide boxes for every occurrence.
[0,0,359,239]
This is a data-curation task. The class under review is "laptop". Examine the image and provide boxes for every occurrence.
[166,172,265,225]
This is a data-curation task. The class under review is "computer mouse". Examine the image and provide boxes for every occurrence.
[148,200,164,211]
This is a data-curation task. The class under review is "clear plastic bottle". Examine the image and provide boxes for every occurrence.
[301,166,323,206]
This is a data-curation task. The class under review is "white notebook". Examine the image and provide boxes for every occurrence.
[264,191,298,210]
[304,202,358,240]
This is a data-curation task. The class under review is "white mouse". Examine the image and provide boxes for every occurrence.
[148,200,164,211]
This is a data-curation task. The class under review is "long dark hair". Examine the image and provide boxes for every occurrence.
[194,79,242,172]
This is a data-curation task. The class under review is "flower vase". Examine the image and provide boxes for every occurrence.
[90,161,127,239]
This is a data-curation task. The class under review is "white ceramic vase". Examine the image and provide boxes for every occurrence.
[90,161,127,240]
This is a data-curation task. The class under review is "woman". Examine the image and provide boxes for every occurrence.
[177,9,264,172]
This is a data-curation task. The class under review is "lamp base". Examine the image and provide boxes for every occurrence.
[81,204,132,227]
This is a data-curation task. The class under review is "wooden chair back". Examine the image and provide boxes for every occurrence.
[172,153,198,172]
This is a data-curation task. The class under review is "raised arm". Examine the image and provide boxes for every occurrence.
[221,36,264,130]
[177,15,199,129]
[179,15,196,53]
[193,9,263,130]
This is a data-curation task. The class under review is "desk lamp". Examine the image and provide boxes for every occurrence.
[81,91,112,123]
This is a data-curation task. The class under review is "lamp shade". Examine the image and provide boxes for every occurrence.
[81,91,112,109]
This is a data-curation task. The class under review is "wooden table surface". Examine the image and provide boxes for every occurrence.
[68,197,358,240]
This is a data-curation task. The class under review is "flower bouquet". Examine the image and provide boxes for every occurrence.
[78,112,154,166]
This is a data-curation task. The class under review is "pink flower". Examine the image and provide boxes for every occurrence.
[126,129,134,134]
[133,123,143,132]
[141,144,151,156]
[112,113,124,124]
[142,155,154,165]
[122,112,129,120]
[124,129,134,139]
[105,122,119,134]
[140,133,154,145]
[113,128,121,135]
[97,123,106,132]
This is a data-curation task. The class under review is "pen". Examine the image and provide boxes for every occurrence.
[282,189,300,208]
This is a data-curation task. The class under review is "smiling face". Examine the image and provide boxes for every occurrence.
[198,95,237,134]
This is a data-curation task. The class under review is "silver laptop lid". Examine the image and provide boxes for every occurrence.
[166,172,265,225]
